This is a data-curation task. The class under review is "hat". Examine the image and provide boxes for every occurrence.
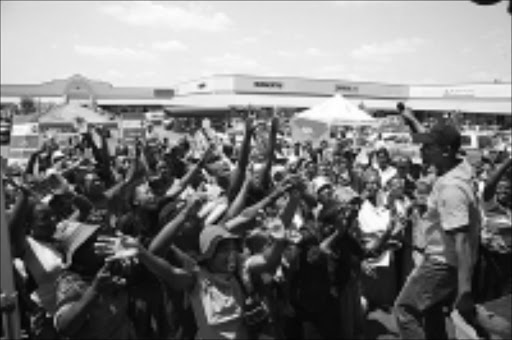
[199,225,239,261]
[53,220,100,267]
[412,122,462,151]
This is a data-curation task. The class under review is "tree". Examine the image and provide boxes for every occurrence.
[20,96,36,115]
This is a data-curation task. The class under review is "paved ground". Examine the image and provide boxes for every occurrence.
[364,308,457,340]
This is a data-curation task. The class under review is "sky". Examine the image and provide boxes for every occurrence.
[1,0,511,87]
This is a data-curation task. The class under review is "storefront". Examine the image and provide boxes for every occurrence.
[2,74,510,128]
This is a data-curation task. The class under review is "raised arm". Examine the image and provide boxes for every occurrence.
[6,184,31,258]
[149,198,202,256]
[138,246,197,291]
[220,169,252,223]
[257,116,279,192]
[483,157,512,202]
[224,183,290,235]
[24,148,43,178]
[162,145,214,203]
[246,189,301,275]
[95,235,197,292]
[97,127,116,187]
[103,145,146,203]
[397,103,426,134]
[227,117,254,203]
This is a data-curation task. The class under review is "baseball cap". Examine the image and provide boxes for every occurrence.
[199,225,239,261]
[412,122,462,151]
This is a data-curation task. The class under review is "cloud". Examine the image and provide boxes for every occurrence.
[345,73,368,81]
[239,36,259,44]
[306,47,327,57]
[277,50,296,58]
[314,64,347,76]
[202,53,265,73]
[74,44,157,61]
[106,69,125,79]
[151,40,188,51]
[134,71,157,79]
[468,71,502,82]
[461,47,472,55]
[99,1,232,32]
[351,37,425,62]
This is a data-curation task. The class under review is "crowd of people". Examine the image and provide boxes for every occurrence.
[1,104,511,340]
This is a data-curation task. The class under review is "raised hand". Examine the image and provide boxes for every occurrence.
[94,233,140,263]
[270,116,279,133]
[245,115,256,134]
[186,192,208,215]
[201,143,217,165]
[50,172,74,196]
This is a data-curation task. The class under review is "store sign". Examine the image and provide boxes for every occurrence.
[153,89,175,98]
[253,81,284,89]
[334,84,359,93]
[443,88,475,97]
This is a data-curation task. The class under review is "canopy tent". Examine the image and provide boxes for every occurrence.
[38,103,113,125]
[37,103,118,132]
[290,93,377,145]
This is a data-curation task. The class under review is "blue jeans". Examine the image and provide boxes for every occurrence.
[394,257,457,339]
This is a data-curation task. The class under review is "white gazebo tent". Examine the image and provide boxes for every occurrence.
[290,93,377,145]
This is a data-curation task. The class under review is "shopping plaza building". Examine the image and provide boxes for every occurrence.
[1,73,511,129]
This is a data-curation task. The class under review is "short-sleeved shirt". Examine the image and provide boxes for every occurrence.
[54,271,135,339]
[422,160,481,267]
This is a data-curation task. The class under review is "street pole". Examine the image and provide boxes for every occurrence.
[0,165,21,340]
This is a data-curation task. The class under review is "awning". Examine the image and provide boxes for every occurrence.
[97,99,174,106]
[167,94,326,109]
[405,99,511,115]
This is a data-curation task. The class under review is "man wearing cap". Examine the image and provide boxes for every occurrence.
[394,106,482,339]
